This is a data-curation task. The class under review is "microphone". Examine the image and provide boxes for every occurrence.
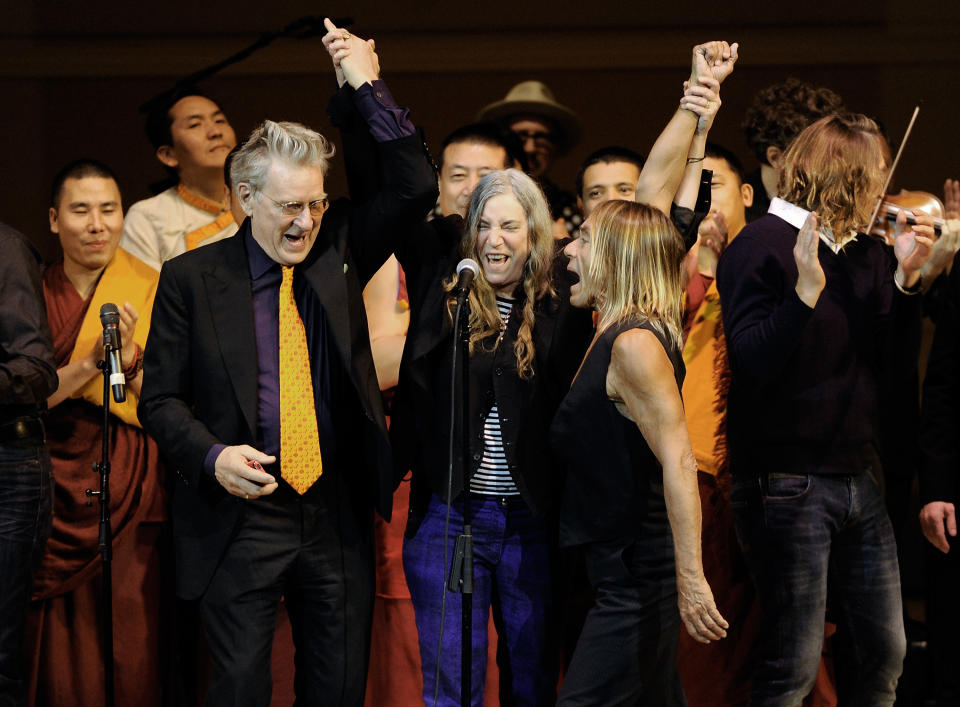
[455,258,480,296]
[99,303,126,403]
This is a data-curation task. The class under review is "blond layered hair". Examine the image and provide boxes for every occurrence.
[778,113,886,239]
[585,200,685,348]
[443,169,555,379]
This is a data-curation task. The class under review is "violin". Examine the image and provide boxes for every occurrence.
[869,189,946,243]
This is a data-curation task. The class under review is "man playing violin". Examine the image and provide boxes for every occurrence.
[716,113,935,705]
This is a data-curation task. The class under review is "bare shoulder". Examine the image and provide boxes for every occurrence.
[610,327,673,379]
[607,326,677,404]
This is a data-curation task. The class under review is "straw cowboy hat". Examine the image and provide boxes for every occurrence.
[477,81,582,156]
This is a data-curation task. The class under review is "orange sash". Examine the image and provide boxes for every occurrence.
[67,248,158,427]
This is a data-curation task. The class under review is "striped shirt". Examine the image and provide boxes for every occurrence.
[470,297,520,496]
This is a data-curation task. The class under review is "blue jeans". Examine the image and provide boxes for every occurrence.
[731,470,906,707]
[403,493,553,707]
[0,442,53,707]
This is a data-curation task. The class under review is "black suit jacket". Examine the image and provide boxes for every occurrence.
[139,130,437,599]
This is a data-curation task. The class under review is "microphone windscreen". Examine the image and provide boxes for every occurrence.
[456,258,480,277]
[100,302,120,326]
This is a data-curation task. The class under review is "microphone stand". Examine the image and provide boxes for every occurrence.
[86,349,116,707]
[447,289,474,707]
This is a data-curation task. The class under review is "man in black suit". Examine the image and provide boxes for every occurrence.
[138,27,437,706]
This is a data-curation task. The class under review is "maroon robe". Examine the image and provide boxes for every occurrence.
[26,262,170,706]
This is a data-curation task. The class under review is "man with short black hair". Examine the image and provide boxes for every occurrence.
[30,158,168,706]
[121,89,239,270]
[575,146,646,219]
[436,122,515,219]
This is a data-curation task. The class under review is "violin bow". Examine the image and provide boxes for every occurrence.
[867,103,921,237]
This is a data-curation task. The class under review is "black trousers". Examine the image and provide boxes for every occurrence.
[558,535,685,706]
[198,467,374,707]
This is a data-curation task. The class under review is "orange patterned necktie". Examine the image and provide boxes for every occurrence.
[279,266,322,494]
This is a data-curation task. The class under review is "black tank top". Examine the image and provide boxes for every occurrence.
[553,316,684,548]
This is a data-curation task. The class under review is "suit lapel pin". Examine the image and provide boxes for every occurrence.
[343,263,348,274]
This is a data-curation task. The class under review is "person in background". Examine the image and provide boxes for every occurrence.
[575,146,645,220]
[478,80,582,236]
[740,78,844,222]
[674,142,762,704]
[121,88,238,270]
[916,210,960,705]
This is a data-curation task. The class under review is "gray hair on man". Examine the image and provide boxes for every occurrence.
[230,120,335,194]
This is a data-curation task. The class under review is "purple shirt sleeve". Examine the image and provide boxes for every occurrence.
[204,443,226,477]
[353,80,415,141]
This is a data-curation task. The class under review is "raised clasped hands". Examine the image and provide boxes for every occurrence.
[213,445,278,499]
[690,41,738,87]
[681,75,721,136]
[677,571,729,644]
[322,17,379,89]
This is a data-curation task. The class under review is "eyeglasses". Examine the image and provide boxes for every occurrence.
[262,193,329,217]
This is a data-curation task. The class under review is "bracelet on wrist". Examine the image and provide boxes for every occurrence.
[122,343,144,378]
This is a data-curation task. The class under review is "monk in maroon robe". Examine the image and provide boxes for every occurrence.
[26,161,170,706]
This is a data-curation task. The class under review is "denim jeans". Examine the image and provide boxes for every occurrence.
[0,442,53,707]
[730,470,906,707]
[403,493,553,707]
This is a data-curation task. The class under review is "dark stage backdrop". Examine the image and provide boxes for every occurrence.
[3,0,959,260]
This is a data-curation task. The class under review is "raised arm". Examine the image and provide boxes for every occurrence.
[321,19,438,285]
[635,41,737,214]
[672,77,721,211]
[607,328,728,643]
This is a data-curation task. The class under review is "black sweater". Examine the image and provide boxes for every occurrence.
[716,213,921,477]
